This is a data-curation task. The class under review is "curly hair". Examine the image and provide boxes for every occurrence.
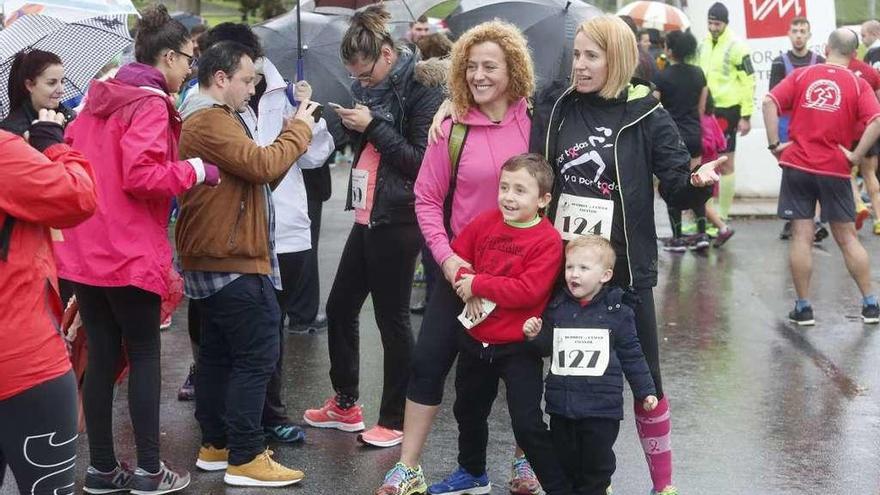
[447,21,534,119]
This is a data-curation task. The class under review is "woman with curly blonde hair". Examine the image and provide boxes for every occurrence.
[376,21,570,495]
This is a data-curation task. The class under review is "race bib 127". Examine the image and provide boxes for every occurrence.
[550,327,610,377]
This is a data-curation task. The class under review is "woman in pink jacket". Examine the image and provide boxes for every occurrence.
[377,21,547,495]
[55,6,217,495]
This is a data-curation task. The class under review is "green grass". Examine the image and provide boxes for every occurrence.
[837,0,877,25]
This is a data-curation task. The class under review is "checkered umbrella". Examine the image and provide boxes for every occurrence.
[617,0,690,32]
[0,13,131,119]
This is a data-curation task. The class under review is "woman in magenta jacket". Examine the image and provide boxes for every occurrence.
[54,6,217,494]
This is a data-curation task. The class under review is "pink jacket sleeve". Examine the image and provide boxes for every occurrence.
[414,119,455,266]
[0,133,97,228]
[120,97,197,199]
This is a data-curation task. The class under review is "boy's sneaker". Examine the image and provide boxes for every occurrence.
[428,466,491,495]
[264,423,306,443]
[780,220,792,240]
[662,237,687,252]
[687,233,711,251]
[177,364,195,401]
[788,305,815,326]
[303,397,365,432]
[224,449,304,487]
[83,463,133,494]
[713,227,735,248]
[861,303,880,324]
[650,487,679,495]
[195,444,229,471]
[508,456,542,495]
[375,462,428,495]
[358,425,404,447]
[128,461,190,495]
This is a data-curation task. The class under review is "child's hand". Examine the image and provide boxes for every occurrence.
[454,273,475,301]
[523,317,542,340]
[465,297,484,321]
[643,395,658,411]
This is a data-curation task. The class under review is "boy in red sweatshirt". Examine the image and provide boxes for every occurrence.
[426,154,571,495]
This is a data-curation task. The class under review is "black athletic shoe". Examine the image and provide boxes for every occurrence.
[780,220,792,240]
[129,461,190,495]
[788,305,815,326]
[663,237,688,252]
[688,233,711,251]
[814,223,829,243]
[862,303,880,324]
[83,463,133,494]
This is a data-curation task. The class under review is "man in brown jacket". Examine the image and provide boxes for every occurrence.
[175,40,318,488]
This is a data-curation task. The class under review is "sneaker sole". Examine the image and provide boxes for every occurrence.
[224,473,303,487]
[662,247,687,252]
[83,488,129,494]
[689,242,710,251]
[303,416,365,432]
[862,316,880,324]
[789,317,815,326]
[129,478,190,495]
[196,459,228,471]
[358,434,403,447]
[428,484,492,495]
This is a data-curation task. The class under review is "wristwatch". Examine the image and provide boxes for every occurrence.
[767,142,780,151]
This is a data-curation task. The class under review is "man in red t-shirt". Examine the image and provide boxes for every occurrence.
[763,28,880,326]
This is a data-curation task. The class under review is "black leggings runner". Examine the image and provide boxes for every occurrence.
[0,371,77,495]
[73,283,162,473]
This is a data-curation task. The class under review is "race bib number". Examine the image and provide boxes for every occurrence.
[554,193,613,241]
[550,328,610,377]
[351,168,368,210]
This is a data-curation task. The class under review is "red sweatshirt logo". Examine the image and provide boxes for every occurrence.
[744,0,806,39]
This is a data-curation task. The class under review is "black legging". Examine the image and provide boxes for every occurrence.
[73,283,162,473]
[0,371,77,495]
[667,202,707,238]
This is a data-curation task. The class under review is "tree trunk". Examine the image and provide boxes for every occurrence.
[177,0,200,14]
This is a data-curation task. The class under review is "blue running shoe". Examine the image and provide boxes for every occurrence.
[265,423,306,443]
[427,466,491,495]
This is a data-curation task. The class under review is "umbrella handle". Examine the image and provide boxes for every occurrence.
[297,59,304,84]
[286,59,305,106]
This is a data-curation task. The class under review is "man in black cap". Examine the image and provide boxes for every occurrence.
[697,2,755,245]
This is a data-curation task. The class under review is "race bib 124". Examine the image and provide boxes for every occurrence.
[554,193,613,241]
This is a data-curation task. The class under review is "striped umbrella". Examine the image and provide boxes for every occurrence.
[617,1,690,32]
[2,0,138,25]
[0,13,131,119]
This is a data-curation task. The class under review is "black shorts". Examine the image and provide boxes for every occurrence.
[715,106,741,153]
[777,167,855,223]
[682,133,702,159]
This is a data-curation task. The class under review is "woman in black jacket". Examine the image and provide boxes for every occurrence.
[529,15,723,495]
[303,4,444,447]
[1,49,75,136]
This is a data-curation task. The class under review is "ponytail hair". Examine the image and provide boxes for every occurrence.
[340,4,396,64]
[8,49,62,112]
[134,4,190,66]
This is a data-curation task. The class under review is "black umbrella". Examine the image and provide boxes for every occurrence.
[253,11,352,144]
[446,0,602,91]
[170,11,205,32]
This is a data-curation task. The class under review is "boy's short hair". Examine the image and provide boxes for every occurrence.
[501,153,554,196]
[565,235,616,270]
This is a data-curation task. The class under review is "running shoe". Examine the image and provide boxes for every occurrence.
[303,397,365,432]
[687,233,711,251]
[177,364,195,401]
[814,223,829,243]
[159,315,172,330]
[508,456,542,495]
[224,449,303,487]
[856,207,871,231]
[265,423,306,443]
[861,303,880,324]
[128,461,190,495]
[288,313,328,334]
[788,304,815,326]
[650,487,679,495]
[428,466,491,495]
[83,463,133,494]
[874,220,880,235]
[780,220,792,240]
[196,444,228,471]
[662,237,688,252]
[713,228,735,248]
[358,425,404,447]
[375,462,428,495]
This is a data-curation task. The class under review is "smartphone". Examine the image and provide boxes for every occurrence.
[327,102,344,110]
[312,104,323,123]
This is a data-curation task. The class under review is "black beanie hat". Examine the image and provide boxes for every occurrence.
[708,2,729,24]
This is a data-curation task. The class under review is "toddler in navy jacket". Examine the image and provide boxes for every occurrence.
[524,235,657,495]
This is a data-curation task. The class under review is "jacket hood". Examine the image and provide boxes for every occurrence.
[458,96,529,127]
[414,57,449,88]
[178,92,224,120]
[81,63,171,119]
[556,79,659,125]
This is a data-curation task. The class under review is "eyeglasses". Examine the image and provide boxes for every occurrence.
[175,50,197,69]
[349,58,378,83]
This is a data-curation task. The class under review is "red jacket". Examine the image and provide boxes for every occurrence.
[56,63,199,296]
[0,131,97,400]
[452,210,563,344]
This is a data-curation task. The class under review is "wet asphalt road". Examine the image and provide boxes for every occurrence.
[4,164,880,495]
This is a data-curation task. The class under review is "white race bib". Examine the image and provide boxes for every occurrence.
[457,299,497,330]
[550,328,610,377]
[351,168,368,210]
[554,193,614,241]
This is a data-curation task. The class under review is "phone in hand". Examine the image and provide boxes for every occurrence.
[312,104,323,123]
[327,102,345,110]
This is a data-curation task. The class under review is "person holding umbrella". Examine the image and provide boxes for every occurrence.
[530,15,724,495]
[0,49,75,136]
[54,4,219,494]
[302,4,444,449]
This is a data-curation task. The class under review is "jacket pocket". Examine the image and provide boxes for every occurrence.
[227,188,250,249]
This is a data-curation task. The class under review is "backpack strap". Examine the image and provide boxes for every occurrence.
[782,52,795,76]
[443,122,469,237]
[809,51,817,65]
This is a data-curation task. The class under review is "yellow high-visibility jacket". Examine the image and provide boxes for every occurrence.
[698,27,756,116]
